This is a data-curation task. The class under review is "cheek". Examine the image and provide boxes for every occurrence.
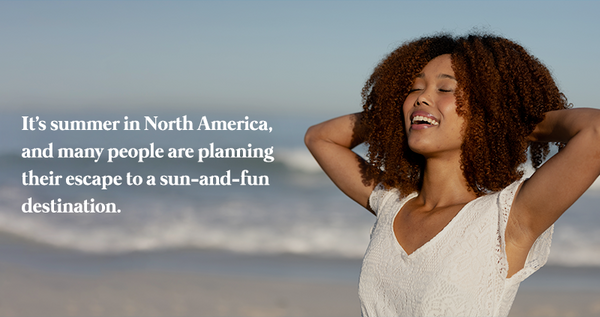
[439,100,460,119]
[440,95,457,109]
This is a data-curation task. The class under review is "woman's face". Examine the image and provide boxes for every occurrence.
[402,54,466,158]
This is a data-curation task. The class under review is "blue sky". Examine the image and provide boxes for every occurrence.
[1,1,598,116]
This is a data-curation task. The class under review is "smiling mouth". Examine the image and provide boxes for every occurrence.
[411,115,439,126]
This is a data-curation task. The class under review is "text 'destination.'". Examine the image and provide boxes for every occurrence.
[22,197,121,214]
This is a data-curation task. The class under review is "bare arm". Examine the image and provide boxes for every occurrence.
[511,108,600,245]
[304,113,376,210]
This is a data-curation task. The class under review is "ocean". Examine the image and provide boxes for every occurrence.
[1,110,600,268]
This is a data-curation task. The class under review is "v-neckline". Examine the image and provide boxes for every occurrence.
[391,193,476,257]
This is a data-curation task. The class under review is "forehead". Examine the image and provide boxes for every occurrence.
[417,54,454,77]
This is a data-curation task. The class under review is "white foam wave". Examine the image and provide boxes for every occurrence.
[2,183,600,267]
[0,185,370,257]
[589,176,600,192]
[275,148,322,173]
[548,225,600,266]
[0,215,372,258]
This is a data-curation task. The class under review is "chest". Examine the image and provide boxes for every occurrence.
[392,200,466,255]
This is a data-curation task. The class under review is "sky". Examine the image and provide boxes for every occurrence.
[1,1,598,116]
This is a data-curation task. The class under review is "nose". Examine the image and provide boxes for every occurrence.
[415,92,431,106]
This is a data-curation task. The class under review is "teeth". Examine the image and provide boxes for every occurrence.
[412,115,439,126]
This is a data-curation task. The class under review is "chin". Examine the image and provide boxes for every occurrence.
[407,142,430,156]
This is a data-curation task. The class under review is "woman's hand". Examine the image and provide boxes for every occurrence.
[528,108,600,143]
[305,113,376,210]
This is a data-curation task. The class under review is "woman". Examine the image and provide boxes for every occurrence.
[305,33,600,316]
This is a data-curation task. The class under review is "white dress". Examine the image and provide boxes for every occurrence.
[358,180,553,317]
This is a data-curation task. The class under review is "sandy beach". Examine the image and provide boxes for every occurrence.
[0,262,359,317]
[1,224,600,317]
[1,249,600,317]
[510,290,600,317]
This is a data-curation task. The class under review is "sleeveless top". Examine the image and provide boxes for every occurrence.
[358,180,553,316]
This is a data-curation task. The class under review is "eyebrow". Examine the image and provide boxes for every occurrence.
[415,73,456,80]
[439,74,456,80]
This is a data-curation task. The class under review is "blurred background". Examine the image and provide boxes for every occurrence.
[1,1,599,316]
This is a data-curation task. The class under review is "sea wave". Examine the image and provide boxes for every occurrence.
[0,207,372,258]
[0,184,371,258]
[2,141,600,267]
[1,184,599,267]
[548,225,600,266]
[275,148,322,173]
[590,177,600,192]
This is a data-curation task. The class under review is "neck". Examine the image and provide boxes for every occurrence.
[418,154,477,208]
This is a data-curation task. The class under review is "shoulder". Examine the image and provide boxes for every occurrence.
[368,183,416,216]
[459,180,524,215]
[472,179,524,210]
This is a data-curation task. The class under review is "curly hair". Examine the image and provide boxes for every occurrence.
[360,33,569,197]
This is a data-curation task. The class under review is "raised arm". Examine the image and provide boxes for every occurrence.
[511,108,600,245]
[304,113,376,210]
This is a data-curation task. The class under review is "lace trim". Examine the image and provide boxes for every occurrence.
[496,179,553,282]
